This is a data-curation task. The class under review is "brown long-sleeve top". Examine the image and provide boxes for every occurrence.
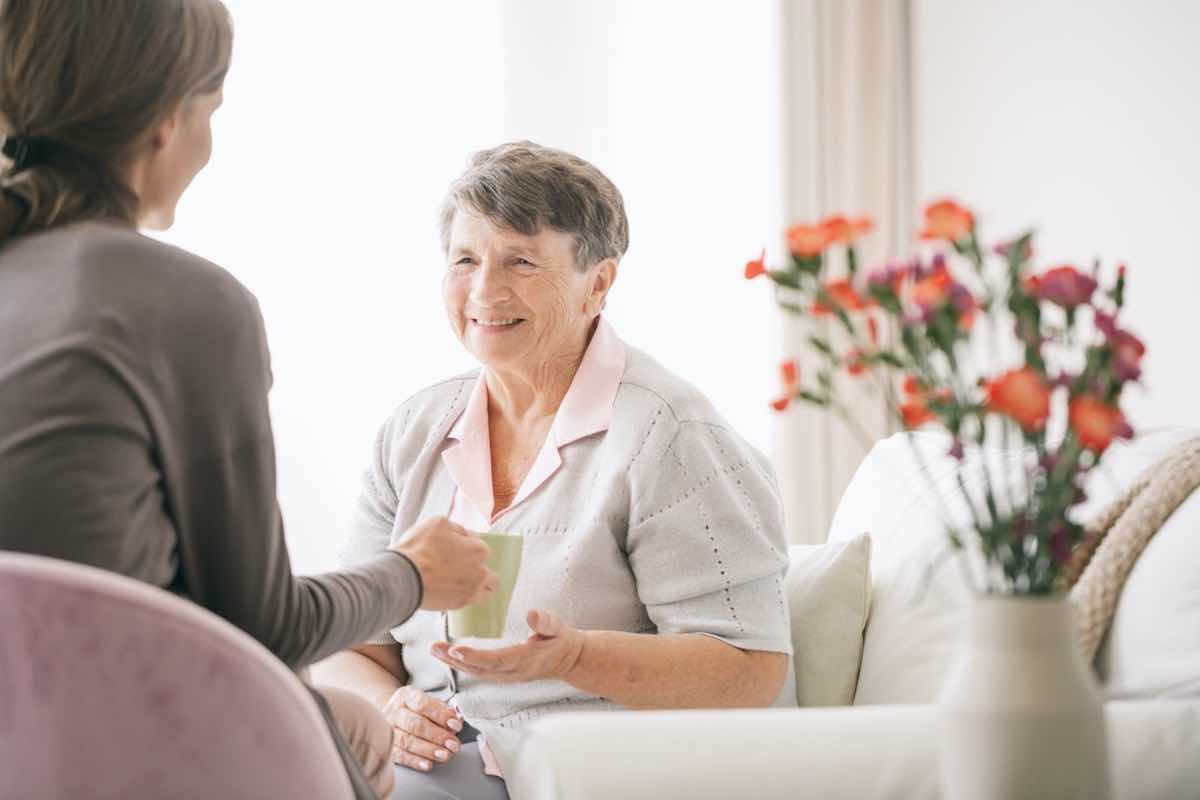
[0,221,420,668]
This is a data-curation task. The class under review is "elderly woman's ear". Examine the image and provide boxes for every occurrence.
[587,258,618,316]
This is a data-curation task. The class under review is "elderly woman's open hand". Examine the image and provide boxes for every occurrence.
[430,610,585,684]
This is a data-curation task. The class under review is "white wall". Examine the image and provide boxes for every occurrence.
[161,2,506,572]
[498,0,785,457]
[912,0,1200,430]
[161,2,787,571]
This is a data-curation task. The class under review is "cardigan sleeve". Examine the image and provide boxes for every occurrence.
[625,420,793,654]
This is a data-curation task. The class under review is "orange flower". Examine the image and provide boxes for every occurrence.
[812,279,869,315]
[911,268,953,309]
[920,199,974,242]
[770,359,800,412]
[867,316,879,345]
[821,215,874,244]
[780,359,799,388]
[787,223,832,258]
[985,368,1051,431]
[744,248,767,280]
[898,375,944,428]
[1070,396,1130,453]
[845,349,868,377]
[900,399,935,428]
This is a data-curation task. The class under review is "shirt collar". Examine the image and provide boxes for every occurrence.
[447,315,627,447]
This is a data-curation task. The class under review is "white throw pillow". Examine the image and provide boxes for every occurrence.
[785,533,872,706]
[828,433,976,704]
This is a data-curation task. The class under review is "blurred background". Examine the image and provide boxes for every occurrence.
[160,0,1200,571]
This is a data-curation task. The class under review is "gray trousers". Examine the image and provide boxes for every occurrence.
[388,724,510,800]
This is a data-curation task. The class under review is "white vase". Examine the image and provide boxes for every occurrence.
[939,595,1112,800]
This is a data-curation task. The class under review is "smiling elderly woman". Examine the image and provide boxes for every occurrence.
[318,141,795,800]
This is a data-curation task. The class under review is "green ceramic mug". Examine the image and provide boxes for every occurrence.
[447,532,524,639]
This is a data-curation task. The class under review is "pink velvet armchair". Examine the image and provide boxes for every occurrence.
[0,552,353,799]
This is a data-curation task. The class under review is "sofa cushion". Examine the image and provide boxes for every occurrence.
[785,533,872,706]
[830,427,1200,706]
[827,432,979,704]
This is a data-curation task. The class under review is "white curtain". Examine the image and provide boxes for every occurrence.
[772,0,915,543]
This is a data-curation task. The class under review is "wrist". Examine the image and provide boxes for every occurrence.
[390,547,426,609]
[557,628,590,685]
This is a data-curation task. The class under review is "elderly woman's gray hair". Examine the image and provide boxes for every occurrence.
[439,141,630,270]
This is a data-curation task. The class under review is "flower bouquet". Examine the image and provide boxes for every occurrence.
[745,200,1144,594]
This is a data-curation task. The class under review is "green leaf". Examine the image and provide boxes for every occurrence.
[808,335,834,355]
[873,351,905,369]
[769,269,801,289]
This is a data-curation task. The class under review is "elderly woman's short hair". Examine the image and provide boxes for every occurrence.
[440,141,630,270]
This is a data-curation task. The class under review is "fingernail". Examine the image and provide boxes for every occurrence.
[448,648,463,659]
[419,760,431,771]
[447,717,463,732]
[446,739,460,752]
[435,749,448,761]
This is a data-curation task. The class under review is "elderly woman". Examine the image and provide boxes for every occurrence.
[317,141,795,799]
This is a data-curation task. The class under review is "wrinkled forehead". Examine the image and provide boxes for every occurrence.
[447,208,579,262]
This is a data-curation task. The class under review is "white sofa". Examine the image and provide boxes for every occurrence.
[509,428,1200,800]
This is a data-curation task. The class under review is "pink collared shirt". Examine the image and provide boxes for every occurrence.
[442,316,627,530]
[440,317,625,776]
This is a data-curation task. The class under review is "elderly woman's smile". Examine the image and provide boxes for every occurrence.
[444,209,607,378]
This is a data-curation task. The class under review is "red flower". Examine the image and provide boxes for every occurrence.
[920,200,974,242]
[1070,395,1132,452]
[1025,265,1097,309]
[770,395,791,412]
[787,224,832,258]
[1095,312,1146,381]
[1110,329,1146,381]
[985,368,1052,431]
[744,248,767,280]
[821,215,874,244]
[867,316,879,345]
[812,279,869,315]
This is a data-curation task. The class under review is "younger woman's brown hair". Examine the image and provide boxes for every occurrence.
[0,0,233,243]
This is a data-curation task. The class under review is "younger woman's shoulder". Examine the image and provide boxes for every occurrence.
[73,223,249,302]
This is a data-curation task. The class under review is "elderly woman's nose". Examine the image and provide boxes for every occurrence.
[468,259,513,304]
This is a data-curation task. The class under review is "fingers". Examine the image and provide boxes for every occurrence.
[392,727,455,767]
[470,568,500,604]
[387,686,464,772]
[400,687,463,734]
[527,608,560,637]
[396,707,459,753]
[391,742,435,773]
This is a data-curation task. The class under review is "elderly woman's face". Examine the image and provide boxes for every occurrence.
[443,210,607,374]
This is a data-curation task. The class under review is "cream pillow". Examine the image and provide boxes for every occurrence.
[785,533,872,706]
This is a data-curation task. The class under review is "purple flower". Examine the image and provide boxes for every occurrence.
[1025,266,1097,310]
